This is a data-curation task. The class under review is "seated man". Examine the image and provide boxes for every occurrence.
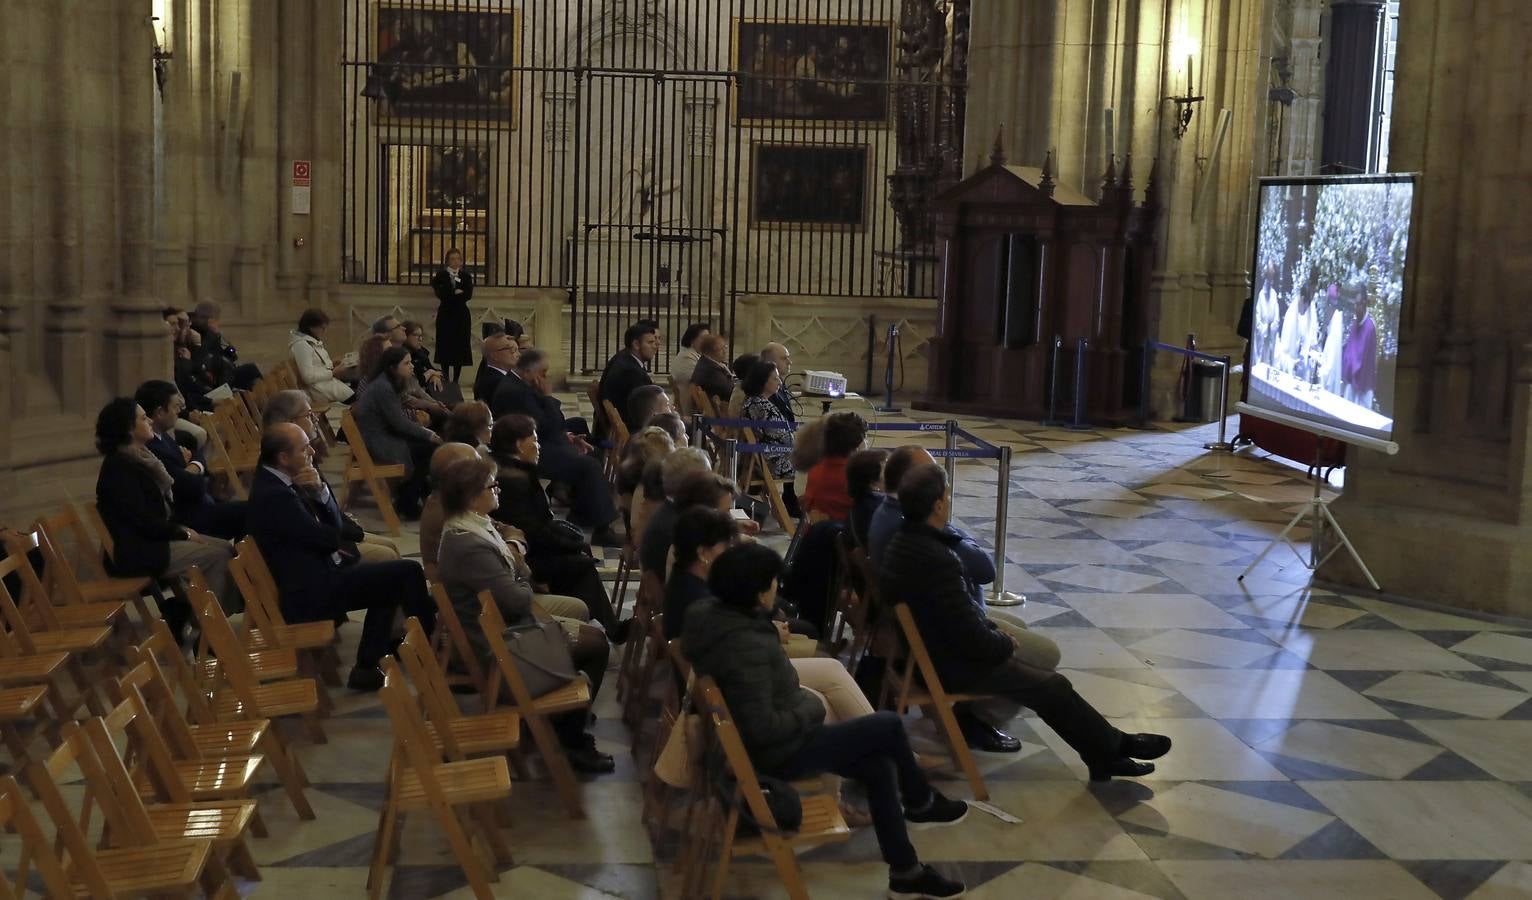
[493,348,621,545]
[690,333,735,407]
[880,464,1171,780]
[625,384,673,435]
[246,423,436,691]
[759,341,798,424]
[472,332,520,403]
[134,379,246,540]
[597,321,658,437]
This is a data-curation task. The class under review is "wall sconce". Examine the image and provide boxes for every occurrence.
[149,9,173,95]
[1167,35,1204,140]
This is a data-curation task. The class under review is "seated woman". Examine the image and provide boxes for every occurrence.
[401,320,447,395]
[801,412,867,523]
[434,455,614,774]
[682,543,968,899]
[615,426,675,523]
[726,352,758,420]
[351,347,442,519]
[288,308,354,404]
[846,447,890,549]
[487,414,628,643]
[740,360,801,518]
[93,398,240,641]
[442,400,492,451]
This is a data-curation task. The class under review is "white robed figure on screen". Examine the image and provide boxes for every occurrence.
[1276,288,1319,382]
[1317,283,1347,395]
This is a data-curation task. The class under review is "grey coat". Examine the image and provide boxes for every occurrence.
[437,525,536,667]
[351,376,436,473]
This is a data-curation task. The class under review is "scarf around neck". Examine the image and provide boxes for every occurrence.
[120,444,175,496]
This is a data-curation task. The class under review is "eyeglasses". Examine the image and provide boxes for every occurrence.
[484,482,500,492]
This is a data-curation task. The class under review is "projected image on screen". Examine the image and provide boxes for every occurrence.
[1249,175,1414,442]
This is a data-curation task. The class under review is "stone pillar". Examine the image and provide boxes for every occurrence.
[274,0,315,307]
[1320,0,1385,174]
[1323,0,1532,615]
[44,0,90,409]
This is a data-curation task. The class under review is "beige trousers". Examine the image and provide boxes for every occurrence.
[356,533,401,562]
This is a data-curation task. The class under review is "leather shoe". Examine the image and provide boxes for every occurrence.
[959,718,1022,754]
[346,665,385,692]
[565,745,616,774]
[1121,732,1172,761]
[1088,757,1156,782]
[607,617,633,645]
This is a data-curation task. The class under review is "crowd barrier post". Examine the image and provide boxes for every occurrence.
[1044,335,1065,426]
[690,412,704,450]
[1203,354,1234,452]
[1069,337,1091,431]
[723,437,739,486]
[943,420,958,488]
[989,444,1021,606]
[1135,338,1155,429]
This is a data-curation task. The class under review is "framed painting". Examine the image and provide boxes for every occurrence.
[418,145,491,217]
[733,19,892,125]
[749,143,869,231]
[374,1,520,127]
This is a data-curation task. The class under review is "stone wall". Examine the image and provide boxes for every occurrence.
[734,294,937,398]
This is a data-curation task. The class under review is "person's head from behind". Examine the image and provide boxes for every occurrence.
[821,412,868,458]
[357,333,389,382]
[660,447,713,500]
[883,445,937,495]
[707,542,784,614]
[489,413,540,465]
[673,471,736,515]
[512,346,550,392]
[445,401,492,447]
[672,506,737,575]
[297,308,330,340]
[483,333,520,374]
[742,361,780,399]
[697,332,729,364]
[624,426,676,472]
[846,448,890,499]
[401,320,427,352]
[625,321,660,363]
[263,389,316,439]
[646,411,687,446]
[133,380,184,434]
[731,352,759,381]
[627,383,672,431]
[259,423,315,477]
[192,301,221,332]
[428,442,480,488]
[95,398,152,455]
[679,322,711,351]
[761,341,792,377]
[375,346,413,390]
[437,455,500,519]
[898,463,950,528]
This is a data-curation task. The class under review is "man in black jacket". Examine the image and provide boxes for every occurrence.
[596,321,658,439]
[246,423,436,691]
[134,380,246,540]
[879,464,1171,781]
[472,332,520,403]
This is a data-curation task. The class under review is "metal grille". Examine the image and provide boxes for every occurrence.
[340,0,964,372]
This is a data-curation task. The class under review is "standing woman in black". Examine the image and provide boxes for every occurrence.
[431,247,473,383]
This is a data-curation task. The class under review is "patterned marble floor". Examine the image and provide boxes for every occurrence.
[22,394,1532,899]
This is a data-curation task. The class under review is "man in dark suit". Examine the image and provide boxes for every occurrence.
[134,380,246,540]
[595,321,658,439]
[690,333,736,407]
[246,423,437,691]
[472,332,520,403]
[493,348,620,545]
[760,341,798,424]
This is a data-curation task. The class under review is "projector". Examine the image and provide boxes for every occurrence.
[802,370,848,398]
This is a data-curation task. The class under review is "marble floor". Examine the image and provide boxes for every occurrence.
[17,394,1532,899]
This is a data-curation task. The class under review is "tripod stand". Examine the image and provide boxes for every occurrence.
[1237,434,1380,590]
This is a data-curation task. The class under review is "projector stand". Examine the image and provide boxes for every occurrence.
[1237,435,1380,591]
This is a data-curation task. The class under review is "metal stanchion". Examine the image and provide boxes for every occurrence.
[1202,354,1235,452]
[1133,338,1155,430]
[1068,337,1091,430]
[723,437,739,486]
[1043,335,1065,426]
[690,412,704,449]
[943,419,958,487]
[988,444,1024,606]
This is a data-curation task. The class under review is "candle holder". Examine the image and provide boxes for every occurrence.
[1169,91,1204,139]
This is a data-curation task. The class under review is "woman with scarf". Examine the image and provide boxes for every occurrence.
[431,247,474,384]
[93,398,239,640]
[435,453,615,774]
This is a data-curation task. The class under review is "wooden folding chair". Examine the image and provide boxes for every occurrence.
[228,537,343,692]
[0,552,113,717]
[0,681,50,765]
[36,503,158,628]
[114,652,315,822]
[368,657,513,900]
[0,774,78,898]
[184,572,328,745]
[201,407,253,499]
[26,755,236,899]
[737,425,796,533]
[885,603,993,801]
[479,592,592,819]
[696,677,850,900]
[11,527,137,647]
[339,408,407,536]
[602,399,631,486]
[396,617,521,762]
[427,580,495,708]
[616,571,663,718]
[0,613,82,739]
[611,539,638,620]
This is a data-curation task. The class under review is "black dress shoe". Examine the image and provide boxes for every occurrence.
[607,617,633,645]
[1088,757,1156,782]
[347,665,385,692]
[959,718,1022,754]
[1121,732,1172,761]
[565,745,616,774]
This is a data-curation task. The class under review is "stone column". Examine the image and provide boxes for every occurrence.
[1323,0,1532,615]
[43,0,90,409]
[274,0,315,307]
[1319,0,1385,174]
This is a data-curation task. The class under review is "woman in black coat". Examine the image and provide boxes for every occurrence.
[430,248,473,383]
[486,413,628,643]
[93,398,239,639]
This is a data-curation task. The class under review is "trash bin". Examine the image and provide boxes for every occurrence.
[1192,361,1223,423]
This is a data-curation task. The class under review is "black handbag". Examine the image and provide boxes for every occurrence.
[709,750,803,834]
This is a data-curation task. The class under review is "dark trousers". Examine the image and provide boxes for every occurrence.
[397,437,438,514]
[539,444,615,528]
[181,500,247,542]
[325,561,436,668]
[963,658,1123,765]
[553,629,609,746]
[231,363,263,392]
[531,553,616,630]
[773,711,931,869]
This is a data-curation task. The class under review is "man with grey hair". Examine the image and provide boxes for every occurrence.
[262,389,400,562]
[372,315,407,347]
[759,341,797,423]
